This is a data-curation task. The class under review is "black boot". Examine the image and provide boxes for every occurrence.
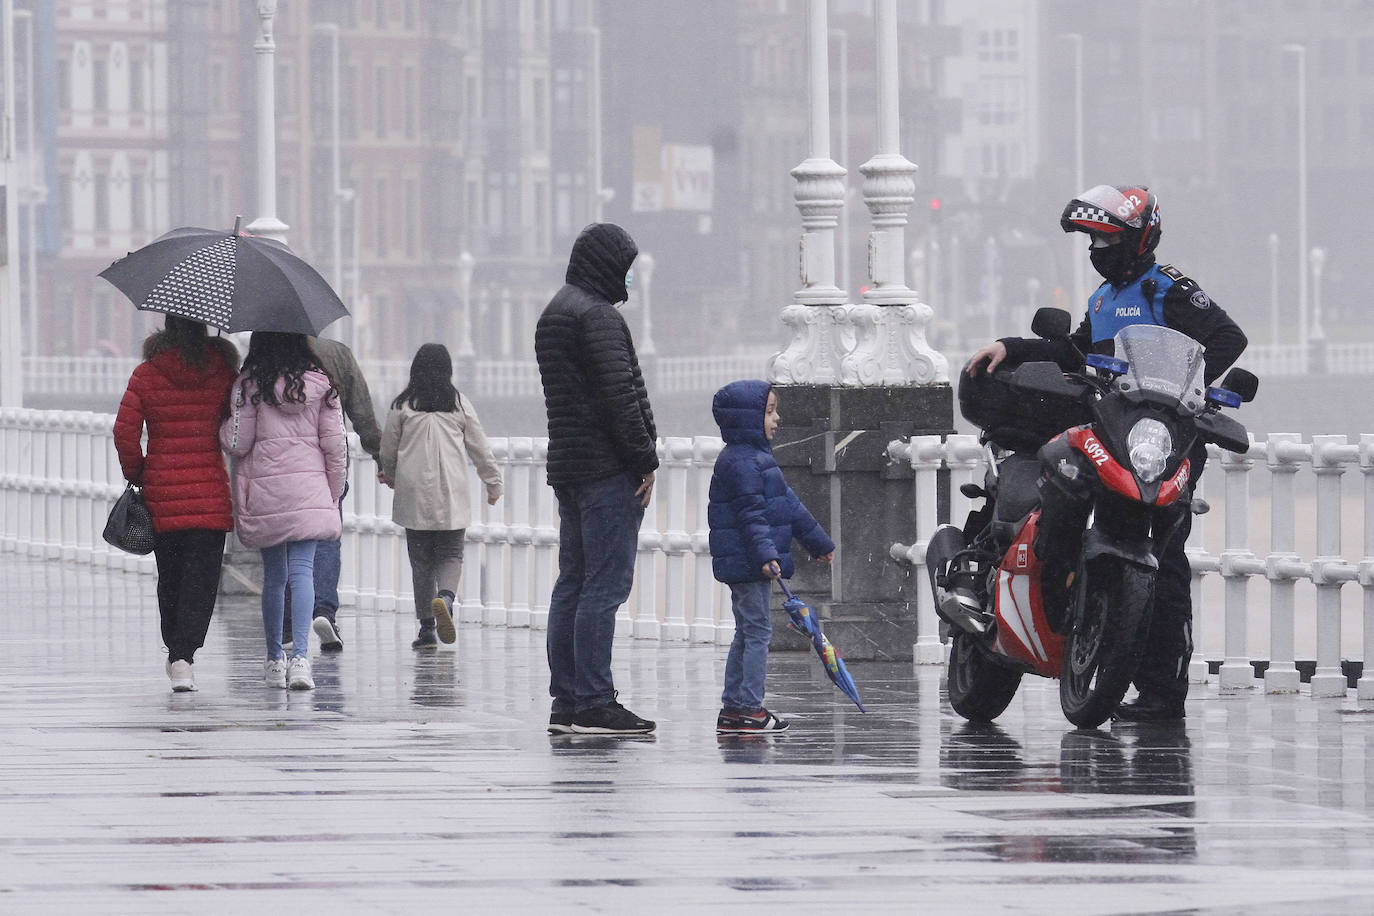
[411,617,439,650]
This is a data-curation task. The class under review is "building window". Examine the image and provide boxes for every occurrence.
[404,177,419,257]
[403,65,417,139]
[92,54,108,111]
[375,178,388,256]
[94,173,110,232]
[209,61,227,113]
[532,77,547,152]
[342,63,358,139]
[130,175,146,231]
[129,57,144,113]
[61,173,74,233]
[374,66,388,138]
[277,62,295,116]
[58,58,71,111]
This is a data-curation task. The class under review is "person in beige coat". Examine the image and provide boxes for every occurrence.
[380,343,503,649]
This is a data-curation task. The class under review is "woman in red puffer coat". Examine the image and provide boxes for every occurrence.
[113,316,239,693]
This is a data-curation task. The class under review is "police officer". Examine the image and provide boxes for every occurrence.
[968,185,1247,721]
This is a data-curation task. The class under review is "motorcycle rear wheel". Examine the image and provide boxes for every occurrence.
[1059,557,1155,728]
[947,631,1023,723]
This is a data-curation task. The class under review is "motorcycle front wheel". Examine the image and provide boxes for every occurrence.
[947,631,1023,723]
[1059,556,1155,728]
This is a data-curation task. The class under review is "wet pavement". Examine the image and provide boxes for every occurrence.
[2,553,1374,914]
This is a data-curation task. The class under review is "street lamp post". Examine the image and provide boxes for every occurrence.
[636,253,655,357]
[246,1,288,244]
[456,251,476,360]
[1267,232,1279,349]
[15,7,42,363]
[1309,246,1326,372]
[1061,32,1085,311]
[0,0,20,407]
[313,22,343,302]
[1282,43,1308,371]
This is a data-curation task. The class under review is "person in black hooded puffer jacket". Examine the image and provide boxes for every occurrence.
[535,223,659,736]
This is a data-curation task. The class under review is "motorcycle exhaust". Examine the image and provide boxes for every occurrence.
[926,525,995,637]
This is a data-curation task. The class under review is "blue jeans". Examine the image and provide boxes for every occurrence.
[312,486,348,622]
[721,580,772,712]
[262,540,317,660]
[546,473,644,713]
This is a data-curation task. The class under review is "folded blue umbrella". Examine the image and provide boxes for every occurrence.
[779,579,866,712]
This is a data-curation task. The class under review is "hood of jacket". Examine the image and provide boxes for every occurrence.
[146,346,233,388]
[242,372,327,416]
[713,379,771,450]
[565,223,638,304]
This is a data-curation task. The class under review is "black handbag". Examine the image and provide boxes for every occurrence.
[103,483,156,555]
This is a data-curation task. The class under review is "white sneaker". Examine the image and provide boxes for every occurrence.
[287,655,314,690]
[264,658,287,689]
[169,659,197,692]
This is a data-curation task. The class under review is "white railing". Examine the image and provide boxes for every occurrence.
[21,351,777,402]
[0,408,735,644]
[887,433,1374,701]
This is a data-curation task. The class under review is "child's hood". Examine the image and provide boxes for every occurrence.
[712,379,771,449]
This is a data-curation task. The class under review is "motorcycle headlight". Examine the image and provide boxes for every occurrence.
[1127,418,1172,483]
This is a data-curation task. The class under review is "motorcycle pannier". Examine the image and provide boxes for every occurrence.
[958,359,1090,453]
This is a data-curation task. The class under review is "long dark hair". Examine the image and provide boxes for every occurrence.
[239,331,323,407]
[143,314,239,372]
[392,342,460,413]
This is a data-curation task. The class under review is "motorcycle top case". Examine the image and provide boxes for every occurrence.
[958,359,1091,453]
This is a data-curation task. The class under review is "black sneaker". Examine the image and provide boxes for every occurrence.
[313,614,344,653]
[570,701,656,735]
[718,708,789,734]
[411,622,439,651]
[1112,697,1186,722]
[548,710,575,735]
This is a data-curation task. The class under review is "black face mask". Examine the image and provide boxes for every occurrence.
[1090,244,1137,284]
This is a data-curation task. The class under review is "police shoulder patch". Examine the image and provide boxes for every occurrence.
[1190,289,1211,309]
[1159,264,1186,281]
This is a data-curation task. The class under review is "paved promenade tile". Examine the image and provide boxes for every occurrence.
[2,553,1374,914]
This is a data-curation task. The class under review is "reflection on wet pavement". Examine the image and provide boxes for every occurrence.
[2,554,1374,912]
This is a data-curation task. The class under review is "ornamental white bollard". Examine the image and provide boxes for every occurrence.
[1310,435,1359,697]
[482,438,511,626]
[59,412,83,561]
[1265,434,1307,693]
[351,446,383,612]
[1185,454,1216,684]
[375,463,403,614]
[529,438,556,631]
[1218,440,1267,691]
[885,434,949,665]
[460,487,486,625]
[79,413,106,564]
[690,437,725,644]
[1359,434,1374,701]
[659,437,694,641]
[505,437,535,629]
[631,442,665,640]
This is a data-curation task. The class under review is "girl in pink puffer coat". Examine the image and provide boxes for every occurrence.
[220,332,347,691]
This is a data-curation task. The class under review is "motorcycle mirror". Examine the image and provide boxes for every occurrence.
[1031,307,1072,340]
[1218,367,1259,403]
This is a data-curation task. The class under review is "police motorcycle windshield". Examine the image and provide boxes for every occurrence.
[1112,325,1207,411]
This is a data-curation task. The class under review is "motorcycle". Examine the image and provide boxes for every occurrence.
[926,308,1257,728]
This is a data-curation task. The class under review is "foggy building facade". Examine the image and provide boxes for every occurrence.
[17,0,1371,365]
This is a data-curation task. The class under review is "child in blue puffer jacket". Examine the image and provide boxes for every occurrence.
[708,380,834,734]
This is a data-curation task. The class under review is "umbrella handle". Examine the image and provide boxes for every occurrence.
[777,578,798,603]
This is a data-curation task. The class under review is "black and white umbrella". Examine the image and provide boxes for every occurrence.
[99,218,349,335]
